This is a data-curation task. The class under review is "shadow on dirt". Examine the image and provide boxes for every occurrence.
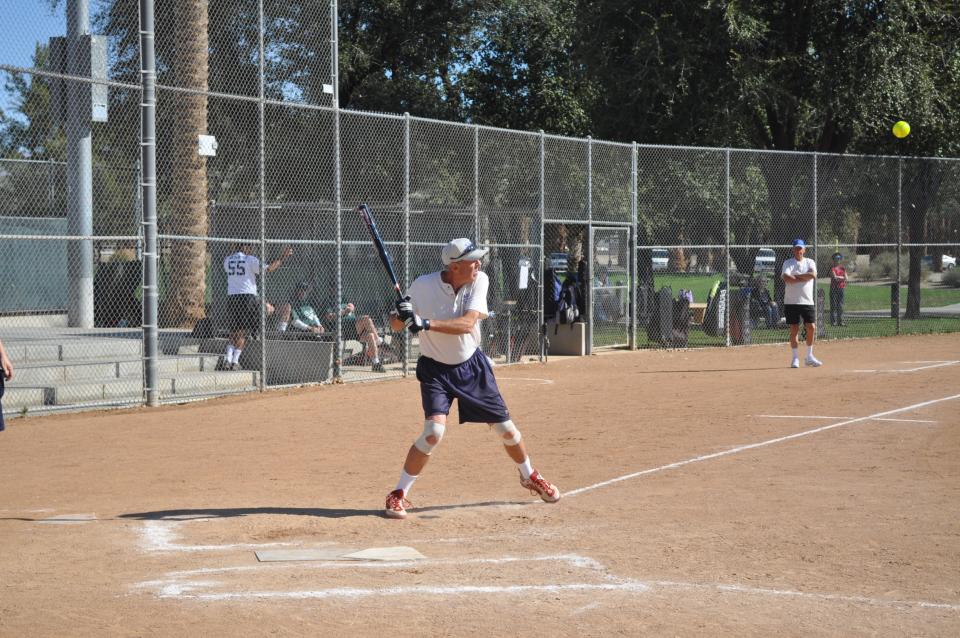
[118,500,530,521]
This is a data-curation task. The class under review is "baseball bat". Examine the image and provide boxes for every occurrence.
[356,203,405,301]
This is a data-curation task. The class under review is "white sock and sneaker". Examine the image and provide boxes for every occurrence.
[385,457,560,519]
[219,345,243,371]
[792,345,822,367]
[384,470,417,519]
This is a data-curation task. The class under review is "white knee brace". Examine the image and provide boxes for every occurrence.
[414,420,446,455]
[493,420,522,446]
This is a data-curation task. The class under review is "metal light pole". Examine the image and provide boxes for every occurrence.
[66,0,94,327]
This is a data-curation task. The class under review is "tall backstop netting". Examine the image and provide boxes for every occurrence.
[1,1,958,415]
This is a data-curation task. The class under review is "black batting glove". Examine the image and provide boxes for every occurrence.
[395,296,414,321]
[406,315,430,334]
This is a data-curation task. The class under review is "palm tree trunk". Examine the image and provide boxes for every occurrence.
[162,0,209,327]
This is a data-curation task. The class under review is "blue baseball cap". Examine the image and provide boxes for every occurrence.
[792,238,806,248]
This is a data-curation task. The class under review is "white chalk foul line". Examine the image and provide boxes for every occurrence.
[140,554,608,580]
[497,377,554,385]
[566,393,960,498]
[753,415,937,424]
[650,580,960,611]
[158,582,651,601]
[134,553,960,611]
[853,360,959,373]
[138,520,295,553]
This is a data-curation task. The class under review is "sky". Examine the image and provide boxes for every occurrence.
[0,1,69,115]
[0,1,67,70]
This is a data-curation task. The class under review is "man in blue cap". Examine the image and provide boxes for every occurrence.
[781,239,822,367]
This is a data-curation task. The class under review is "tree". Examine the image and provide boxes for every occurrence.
[96,0,214,326]
[161,1,210,327]
[463,0,591,135]
[338,0,491,119]
[579,0,959,304]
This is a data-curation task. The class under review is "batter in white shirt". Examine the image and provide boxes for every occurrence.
[382,238,561,519]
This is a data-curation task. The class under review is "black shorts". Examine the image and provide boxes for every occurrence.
[227,294,261,332]
[784,304,815,325]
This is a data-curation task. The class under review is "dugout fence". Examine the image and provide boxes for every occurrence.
[1,1,959,417]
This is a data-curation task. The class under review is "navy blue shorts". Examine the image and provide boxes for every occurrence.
[0,375,5,432]
[416,349,510,424]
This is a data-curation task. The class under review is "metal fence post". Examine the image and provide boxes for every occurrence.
[539,130,546,362]
[896,156,902,335]
[725,148,731,347]
[630,141,638,350]
[139,0,159,405]
[812,152,818,335]
[403,112,411,377]
[257,0,267,389]
[474,125,480,241]
[586,135,593,354]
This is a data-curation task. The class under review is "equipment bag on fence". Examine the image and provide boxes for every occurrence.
[556,277,580,324]
[730,289,752,345]
[646,286,673,345]
[543,268,562,320]
[671,294,691,348]
[703,281,726,337]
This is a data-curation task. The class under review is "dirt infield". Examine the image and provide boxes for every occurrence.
[1,334,958,637]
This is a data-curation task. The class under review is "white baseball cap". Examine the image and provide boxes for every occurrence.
[441,238,489,265]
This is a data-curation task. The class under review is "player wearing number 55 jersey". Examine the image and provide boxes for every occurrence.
[220,243,291,371]
[383,238,561,519]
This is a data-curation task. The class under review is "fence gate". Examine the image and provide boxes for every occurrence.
[590,225,631,349]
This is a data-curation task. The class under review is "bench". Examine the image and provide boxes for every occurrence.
[196,336,335,385]
[546,321,586,356]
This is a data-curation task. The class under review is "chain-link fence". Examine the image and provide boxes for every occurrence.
[2,2,959,416]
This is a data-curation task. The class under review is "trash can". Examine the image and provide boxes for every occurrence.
[890,282,899,319]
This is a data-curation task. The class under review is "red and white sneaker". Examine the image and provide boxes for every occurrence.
[520,470,561,503]
[384,489,410,519]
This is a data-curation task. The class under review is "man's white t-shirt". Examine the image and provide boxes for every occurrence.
[224,251,261,296]
[408,270,489,365]
[782,256,817,305]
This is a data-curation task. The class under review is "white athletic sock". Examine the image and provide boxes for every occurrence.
[791,347,798,359]
[518,457,534,480]
[395,469,418,496]
[277,321,288,331]
[225,344,235,361]
[232,348,242,364]
[371,357,380,364]
[806,345,814,357]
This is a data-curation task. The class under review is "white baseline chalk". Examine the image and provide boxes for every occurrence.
[566,393,960,498]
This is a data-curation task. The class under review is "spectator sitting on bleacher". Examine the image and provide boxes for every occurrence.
[322,301,386,373]
[277,282,326,335]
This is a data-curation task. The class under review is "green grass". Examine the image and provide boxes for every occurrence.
[819,283,960,311]
[619,272,960,311]
[594,315,960,350]
[580,272,960,349]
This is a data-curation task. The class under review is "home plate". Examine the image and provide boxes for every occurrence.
[256,546,425,562]
[39,514,97,524]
